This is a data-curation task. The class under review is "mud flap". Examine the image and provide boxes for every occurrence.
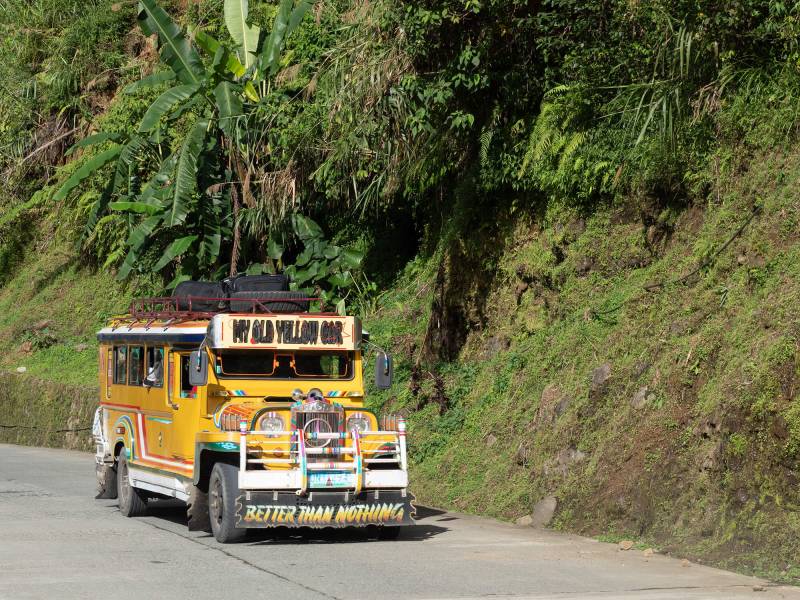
[95,463,118,500]
[187,485,211,532]
[235,490,416,529]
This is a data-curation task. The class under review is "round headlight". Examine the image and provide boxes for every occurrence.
[257,412,285,436]
[347,413,370,433]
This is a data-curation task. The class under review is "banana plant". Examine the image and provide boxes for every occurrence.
[55,0,314,285]
[245,214,366,312]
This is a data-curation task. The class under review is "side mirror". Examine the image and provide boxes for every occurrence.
[142,378,153,389]
[375,351,393,390]
[188,350,208,387]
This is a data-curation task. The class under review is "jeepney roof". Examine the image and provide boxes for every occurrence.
[97,313,362,351]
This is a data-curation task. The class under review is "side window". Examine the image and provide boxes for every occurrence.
[113,346,127,385]
[180,355,197,398]
[145,347,164,388]
[129,346,144,386]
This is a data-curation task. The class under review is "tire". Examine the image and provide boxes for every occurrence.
[117,451,148,517]
[208,462,246,543]
[377,526,401,541]
[229,291,310,313]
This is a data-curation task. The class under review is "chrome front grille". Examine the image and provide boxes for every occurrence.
[291,401,344,462]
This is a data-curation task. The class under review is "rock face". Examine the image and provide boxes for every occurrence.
[515,496,558,528]
[631,385,651,409]
[557,447,586,468]
[32,320,53,331]
[531,495,558,527]
[535,384,571,428]
[590,363,612,399]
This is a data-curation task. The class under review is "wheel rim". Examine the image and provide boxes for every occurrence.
[210,476,223,527]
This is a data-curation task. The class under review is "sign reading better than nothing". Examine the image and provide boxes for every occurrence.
[209,314,361,351]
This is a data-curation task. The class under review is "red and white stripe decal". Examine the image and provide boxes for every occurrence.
[134,412,194,473]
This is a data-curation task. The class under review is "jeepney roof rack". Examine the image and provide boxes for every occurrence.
[127,295,336,321]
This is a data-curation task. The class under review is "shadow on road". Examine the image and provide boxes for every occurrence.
[133,499,449,544]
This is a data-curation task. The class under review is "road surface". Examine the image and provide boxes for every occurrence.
[1,444,797,600]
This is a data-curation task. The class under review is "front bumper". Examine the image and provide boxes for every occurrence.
[235,489,415,529]
[238,468,408,490]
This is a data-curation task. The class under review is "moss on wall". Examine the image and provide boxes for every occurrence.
[0,372,96,451]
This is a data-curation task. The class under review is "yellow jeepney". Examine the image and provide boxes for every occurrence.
[92,287,412,542]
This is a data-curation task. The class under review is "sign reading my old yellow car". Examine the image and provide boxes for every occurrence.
[208,314,361,351]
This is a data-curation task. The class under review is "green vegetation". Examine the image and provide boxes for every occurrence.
[2,0,800,583]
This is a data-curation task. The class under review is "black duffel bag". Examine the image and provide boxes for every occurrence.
[229,291,310,313]
[228,274,289,293]
[174,281,227,312]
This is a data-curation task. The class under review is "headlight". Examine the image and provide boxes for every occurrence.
[256,412,285,436]
[347,413,370,433]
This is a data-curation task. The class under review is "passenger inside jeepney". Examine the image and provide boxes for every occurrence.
[144,347,163,387]
[180,355,197,398]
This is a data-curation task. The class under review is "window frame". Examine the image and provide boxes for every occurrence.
[113,346,128,385]
[215,350,355,381]
[128,345,144,386]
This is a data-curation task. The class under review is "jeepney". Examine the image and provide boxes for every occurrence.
[92,286,413,542]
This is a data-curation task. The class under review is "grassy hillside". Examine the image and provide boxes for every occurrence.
[2,0,800,585]
[364,147,800,582]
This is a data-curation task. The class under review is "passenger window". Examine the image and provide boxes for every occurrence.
[145,347,164,388]
[129,346,144,386]
[180,355,197,398]
[113,346,127,385]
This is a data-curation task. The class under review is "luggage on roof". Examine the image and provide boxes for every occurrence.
[173,281,226,312]
[229,290,310,313]
[227,274,289,294]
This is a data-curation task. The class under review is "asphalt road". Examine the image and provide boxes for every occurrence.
[1,444,798,600]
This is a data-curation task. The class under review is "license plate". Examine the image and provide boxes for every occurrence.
[308,471,355,488]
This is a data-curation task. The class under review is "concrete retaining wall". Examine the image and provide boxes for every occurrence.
[0,372,96,451]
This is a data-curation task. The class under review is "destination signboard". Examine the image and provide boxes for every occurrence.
[208,314,361,351]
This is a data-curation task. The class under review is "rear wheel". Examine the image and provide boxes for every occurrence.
[209,462,246,543]
[117,451,147,517]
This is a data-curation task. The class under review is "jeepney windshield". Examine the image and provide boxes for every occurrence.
[216,350,353,380]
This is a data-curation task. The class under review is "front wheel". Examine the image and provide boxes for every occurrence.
[209,462,246,543]
[117,451,147,517]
